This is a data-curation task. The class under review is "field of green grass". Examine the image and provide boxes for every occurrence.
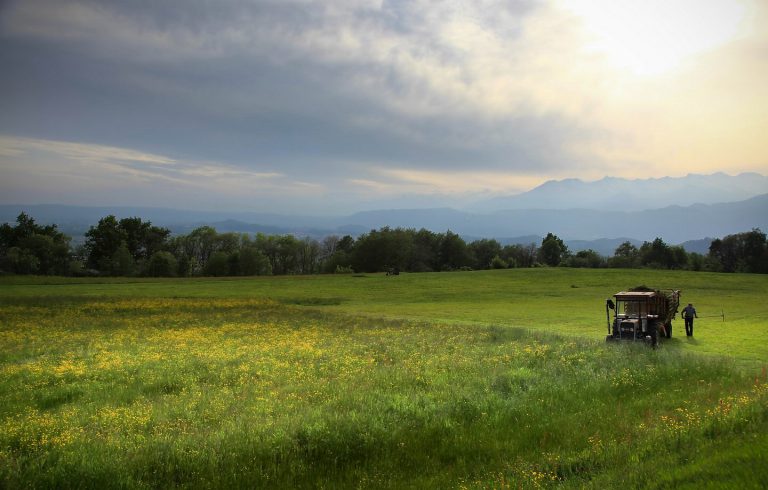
[1,269,767,488]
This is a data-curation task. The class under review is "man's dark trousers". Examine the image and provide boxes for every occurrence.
[685,317,694,336]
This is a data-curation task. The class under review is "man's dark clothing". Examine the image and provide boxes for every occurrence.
[682,305,697,336]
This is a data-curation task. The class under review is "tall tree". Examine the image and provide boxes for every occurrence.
[468,238,502,270]
[84,215,170,274]
[84,216,125,270]
[297,237,321,274]
[539,233,568,266]
[709,229,768,273]
[239,246,271,276]
[321,235,355,273]
[0,212,71,275]
[352,227,413,273]
[501,243,537,268]
[609,241,639,268]
[410,229,440,272]
[639,237,687,269]
[438,230,471,270]
[275,235,299,275]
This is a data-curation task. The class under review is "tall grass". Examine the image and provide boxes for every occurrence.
[1,293,766,488]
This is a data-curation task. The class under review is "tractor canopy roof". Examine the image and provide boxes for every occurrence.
[614,291,659,300]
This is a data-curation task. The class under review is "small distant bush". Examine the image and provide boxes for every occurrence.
[490,255,508,269]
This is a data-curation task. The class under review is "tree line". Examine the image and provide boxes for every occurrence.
[1,213,767,276]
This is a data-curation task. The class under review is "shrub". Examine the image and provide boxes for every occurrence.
[490,255,508,269]
[146,251,178,277]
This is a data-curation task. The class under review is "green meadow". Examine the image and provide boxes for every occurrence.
[1,269,767,488]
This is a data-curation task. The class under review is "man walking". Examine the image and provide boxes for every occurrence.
[682,303,698,337]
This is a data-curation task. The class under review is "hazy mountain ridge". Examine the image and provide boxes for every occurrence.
[347,194,767,244]
[468,172,768,212]
[2,193,766,251]
[677,238,714,255]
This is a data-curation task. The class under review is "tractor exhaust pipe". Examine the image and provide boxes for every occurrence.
[606,299,614,335]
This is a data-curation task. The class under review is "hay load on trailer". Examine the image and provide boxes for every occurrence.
[605,287,681,347]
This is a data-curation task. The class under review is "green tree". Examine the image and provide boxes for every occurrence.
[742,228,768,272]
[468,239,502,270]
[187,226,220,270]
[109,242,136,276]
[0,212,71,275]
[608,241,639,268]
[297,237,321,274]
[409,229,439,272]
[709,229,768,273]
[639,237,687,269]
[169,226,240,276]
[146,251,177,277]
[18,233,69,274]
[85,216,125,270]
[319,235,354,273]
[275,235,299,275]
[256,234,280,274]
[352,227,413,273]
[438,230,471,271]
[204,251,230,276]
[639,238,667,268]
[501,243,537,268]
[670,245,689,270]
[490,255,508,269]
[118,217,169,261]
[5,247,40,274]
[565,249,605,268]
[687,252,705,271]
[84,215,170,275]
[239,247,271,276]
[337,235,356,254]
[539,233,569,266]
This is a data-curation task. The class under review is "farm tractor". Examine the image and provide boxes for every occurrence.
[605,287,681,347]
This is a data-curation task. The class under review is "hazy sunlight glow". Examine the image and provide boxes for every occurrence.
[564,0,749,76]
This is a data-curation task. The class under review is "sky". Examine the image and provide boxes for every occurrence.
[1,0,767,214]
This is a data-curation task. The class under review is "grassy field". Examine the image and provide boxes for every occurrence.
[1,269,767,488]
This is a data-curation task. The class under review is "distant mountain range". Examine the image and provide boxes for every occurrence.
[2,194,765,253]
[338,194,767,244]
[467,172,768,212]
[2,173,766,254]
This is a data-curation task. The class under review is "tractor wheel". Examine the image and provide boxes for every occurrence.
[665,322,672,339]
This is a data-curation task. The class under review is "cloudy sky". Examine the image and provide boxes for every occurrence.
[1,0,766,214]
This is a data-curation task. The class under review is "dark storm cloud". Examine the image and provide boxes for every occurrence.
[2,0,765,215]
[0,0,598,205]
